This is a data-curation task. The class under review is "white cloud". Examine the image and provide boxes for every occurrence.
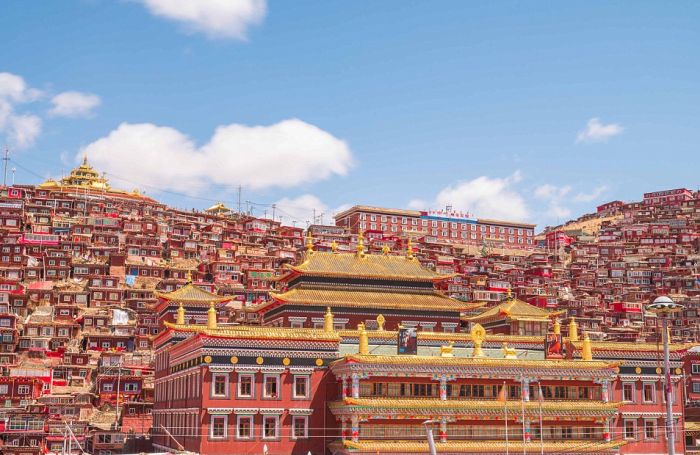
[407,198,427,210]
[414,171,529,221]
[573,185,608,202]
[138,0,267,40]
[576,118,623,143]
[80,119,353,194]
[49,91,101,118]
[273,194,350,226]
[6,114,42,149]
[0,72,42,103]
[534,184,571,200]
[0,72,43,149]
[533,183,572,220]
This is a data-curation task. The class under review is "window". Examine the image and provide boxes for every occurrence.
[17,385,30,394]
[212,374,228,397]
[624,420,636,440]
[294,376,309,399]
[236,415,253,439]
[210,415,227,439]
[693,383,700,393]
[693,364,700,374]
[238,374,253,398]
[263,415,279,439]
[292,416,308,439]
[644,419,656,440]
[124,382,138,392]
[263,375,279,398]
[102,383,113,392]
[643,382,655,403]
[0,384,7,394]
[622,382,635,402]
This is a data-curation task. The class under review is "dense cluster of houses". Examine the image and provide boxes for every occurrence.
[0,157,698,454]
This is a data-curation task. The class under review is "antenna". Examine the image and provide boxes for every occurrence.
[2,146,9,187]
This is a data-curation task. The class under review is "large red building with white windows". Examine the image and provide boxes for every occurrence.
[334,205,536,249]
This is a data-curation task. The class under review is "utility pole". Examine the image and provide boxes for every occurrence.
[272,204,276,222]
[2,146,9,187]
[11,167,15,186]
[237,185,242,214]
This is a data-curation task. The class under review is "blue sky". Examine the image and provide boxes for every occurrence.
[1,1,699,228]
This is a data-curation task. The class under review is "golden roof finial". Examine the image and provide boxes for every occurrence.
[381,244,391,255]
[82,155,88,166]
[207,301,218,330]
[305,230,314,254]
[376,314,385,331]
[324,306,334,333]
[330,240,338,253]
[186,269,193,284]
[568,317,579,342]
[506,288,513,300]
[553,318,561,335]
[581,331,593,361]
[176,302,185,325]
[356,231,365,257]
[358,322,369,355]
[406,238,414,260]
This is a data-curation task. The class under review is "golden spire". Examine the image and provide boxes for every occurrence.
[506,288,513,300]
[581,332,593,361]
[358,323,369,355]
[324,306,334,333]
[305,231,314,254]
[406,238,414,260]
[376,314,385,331]
[356,231,365,257]
[82,155,88,166]
[330,240,338,252]
[553,318,561,335]
[382,244,391,255]
[186,269,193,284]
[176,302,185,325]
[207,301,218,330]
[568,317,579,342]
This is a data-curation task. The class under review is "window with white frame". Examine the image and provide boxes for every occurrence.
[644,419,657,440]
[17,385,30,394]
[622,382,635,402]
[262,415,279,439]
[212,374,228,397]
[624,419,636,440]
[692,364,700,374]
[238,374,254,398]
[293,376,309,399]
[642,382,656,403]
[236,415,253,439]
[693,382,700,393]
[292,416,308,439]
[210,415,227,439]
[263,375,279,399]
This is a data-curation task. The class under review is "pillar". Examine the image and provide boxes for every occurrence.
[522,378,530,402]
[603,418,611,442]
[351,415,360,443]
[523,418,531,442]
[341,375,348,399]
[351,373,360,399]
[439,418,448,443]
[601,379,609,403]
[341,418,348,441]
[439,376,447,401]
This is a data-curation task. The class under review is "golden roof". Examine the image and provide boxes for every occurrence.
[154,283,231,303]
[286,251,452,281]
[334,354,617,370]
[576,340,692,353]
[163,321,340,342]
[335,439,626,453]
[260,288,473,312]
[465,297,562,323]
[205,202,232,214]
[331,397,621,415]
